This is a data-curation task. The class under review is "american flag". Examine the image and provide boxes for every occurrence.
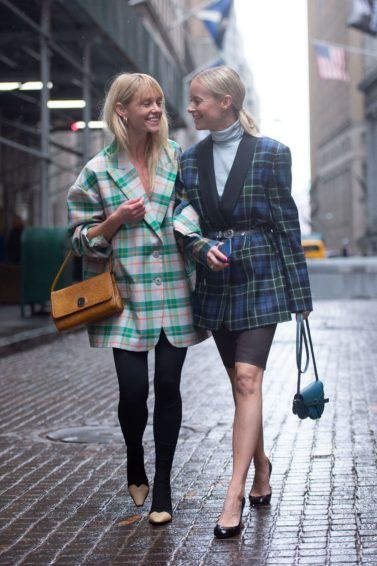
[314,44,350,81]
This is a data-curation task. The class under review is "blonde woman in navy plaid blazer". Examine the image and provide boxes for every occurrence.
[174,66,312,538]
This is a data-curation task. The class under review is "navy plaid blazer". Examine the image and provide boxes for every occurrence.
[175,133,313,331]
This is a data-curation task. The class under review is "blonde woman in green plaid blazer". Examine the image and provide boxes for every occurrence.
[67,73,205,527]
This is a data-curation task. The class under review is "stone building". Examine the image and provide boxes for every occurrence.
[307,0,367,255]
[359,34,377,254]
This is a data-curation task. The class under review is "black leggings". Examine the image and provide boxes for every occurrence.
[113,330,187,484]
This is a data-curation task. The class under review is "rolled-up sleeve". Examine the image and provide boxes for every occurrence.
[174,169,218,268]
[67,171,112,258]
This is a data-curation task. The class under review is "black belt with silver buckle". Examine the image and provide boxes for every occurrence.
[206,228,263,239]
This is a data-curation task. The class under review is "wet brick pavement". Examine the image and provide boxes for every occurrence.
[0,301,377,565]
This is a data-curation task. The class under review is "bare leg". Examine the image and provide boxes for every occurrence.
[250,423,271,497]
[225,366,270,499]
[218,362,264,527]
[225,367,235,401]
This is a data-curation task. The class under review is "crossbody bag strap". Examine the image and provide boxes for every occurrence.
[296,313,309,394]
[304,318,319,381]
[50,250,113,293]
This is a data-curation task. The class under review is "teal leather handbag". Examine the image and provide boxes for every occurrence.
[292,315,329,420]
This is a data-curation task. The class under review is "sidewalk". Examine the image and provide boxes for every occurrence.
[0,301,376,565]
[0,305,58,356]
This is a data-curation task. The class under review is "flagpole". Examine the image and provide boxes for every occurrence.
[128,0,215,28]
[313,38,377,59]
[168,0,216,29]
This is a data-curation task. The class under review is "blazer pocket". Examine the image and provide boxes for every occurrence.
[231,243,273,262]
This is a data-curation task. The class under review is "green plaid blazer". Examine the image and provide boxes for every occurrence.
[174,134,313,331]
[67,140,206,351]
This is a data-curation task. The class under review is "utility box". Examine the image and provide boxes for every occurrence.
[21,227,74,316]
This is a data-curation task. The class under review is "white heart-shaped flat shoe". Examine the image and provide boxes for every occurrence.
[148,511,172,525]
[128,484,149,507]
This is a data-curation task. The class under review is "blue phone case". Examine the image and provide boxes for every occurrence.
[220,239,232,262]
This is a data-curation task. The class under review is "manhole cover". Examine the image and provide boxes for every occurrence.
[46,423,209,444]
[323,324,363,331]
[47,426,124,444]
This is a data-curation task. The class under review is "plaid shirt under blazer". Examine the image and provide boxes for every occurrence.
[67,139,206,351]
[173,134,313,331]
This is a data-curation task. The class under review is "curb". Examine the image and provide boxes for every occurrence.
[0,326,79,358]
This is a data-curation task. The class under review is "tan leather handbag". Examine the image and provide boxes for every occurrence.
[50,251,124,331]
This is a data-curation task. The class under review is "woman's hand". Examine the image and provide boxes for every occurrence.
[296,311,311,320]
[113,197,146,225]
[207,244,229,271]
[87,197,146,243]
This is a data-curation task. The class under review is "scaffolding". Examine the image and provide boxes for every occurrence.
[0,0,186,232]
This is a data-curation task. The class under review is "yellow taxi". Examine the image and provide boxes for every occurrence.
[301,237,326,259]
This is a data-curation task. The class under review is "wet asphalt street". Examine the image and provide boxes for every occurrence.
[1,301,377,565]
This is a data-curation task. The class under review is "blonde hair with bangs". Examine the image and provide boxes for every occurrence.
[193,66,260,136]
[103,73,169,184]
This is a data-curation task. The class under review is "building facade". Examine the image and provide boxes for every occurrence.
[307,0,367,255]
[359,34,377,254]
[177,0,259,148]
[222,5,259,123]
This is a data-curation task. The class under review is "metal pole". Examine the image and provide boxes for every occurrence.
[1,0,88,75]
[167,0,215,29]
[40,0,50,227]
[83,42,91,164]
[0,114,11,237]
[0,135,48,159]
[312,38,377,59]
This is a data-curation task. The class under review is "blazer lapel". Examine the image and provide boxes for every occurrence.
[220,134,259,222]
[107,164,162,241]
[150,147,176,227]
[196,135,228,229]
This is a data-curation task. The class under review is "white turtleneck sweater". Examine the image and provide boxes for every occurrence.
[211,119,244,198]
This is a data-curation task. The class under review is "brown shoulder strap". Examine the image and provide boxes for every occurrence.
[50,251,112,292]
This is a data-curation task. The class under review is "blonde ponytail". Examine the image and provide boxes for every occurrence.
[239,107,260,136]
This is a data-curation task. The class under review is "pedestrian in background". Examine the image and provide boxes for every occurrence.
[174,66,313,538]
[341,238,351,257]
[67,73,205,526]
[6,214,24,264]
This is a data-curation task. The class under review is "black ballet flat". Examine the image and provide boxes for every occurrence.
[214,497,245,539]
[249,459,272,507]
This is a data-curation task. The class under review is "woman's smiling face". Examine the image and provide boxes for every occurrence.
[117,87,163,135]
[188,78,230,131]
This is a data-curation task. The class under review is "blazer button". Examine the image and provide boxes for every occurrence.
[152,250,160,258]
[154,277,162,286]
